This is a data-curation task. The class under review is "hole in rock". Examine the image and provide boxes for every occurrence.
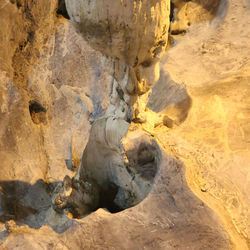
[96,140,160,213]
[55,135,161,218]
[98,183,121,213]
[57,0,70,19]
[29,100,47,125]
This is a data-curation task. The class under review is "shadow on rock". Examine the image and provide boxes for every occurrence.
[0,179,74,233]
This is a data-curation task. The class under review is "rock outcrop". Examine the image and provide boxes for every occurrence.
[52,0,170,215]
[0,0,249,249]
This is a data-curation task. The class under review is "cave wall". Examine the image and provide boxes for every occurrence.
[0,0,249,249]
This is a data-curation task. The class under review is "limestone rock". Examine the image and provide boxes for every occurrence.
[0,0,249,249]
[66,0,170,66]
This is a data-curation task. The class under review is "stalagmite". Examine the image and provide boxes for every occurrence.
[53,0,170,216]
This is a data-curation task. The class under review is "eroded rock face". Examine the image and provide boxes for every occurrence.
[0,0,249,249]
[0,0,110,232]
[66,0,171,123]
[52,0,171,216]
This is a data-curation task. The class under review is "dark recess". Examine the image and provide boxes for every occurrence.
[170,1,175,22]
[29,101,46,114]
[99,183,122,213]
[57,0,70,19]
[171,29,187,35]
[29,101,47,125]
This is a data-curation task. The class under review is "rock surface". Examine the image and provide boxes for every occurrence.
[0,0,249,249]
[51,0,172,216]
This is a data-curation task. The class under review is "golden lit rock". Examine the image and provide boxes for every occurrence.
[0,0,249,249]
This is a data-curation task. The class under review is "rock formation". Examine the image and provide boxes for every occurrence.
[0,0,249,249]
[52,0,170,216]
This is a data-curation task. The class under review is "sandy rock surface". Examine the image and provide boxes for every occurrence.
[0,0,249,249]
